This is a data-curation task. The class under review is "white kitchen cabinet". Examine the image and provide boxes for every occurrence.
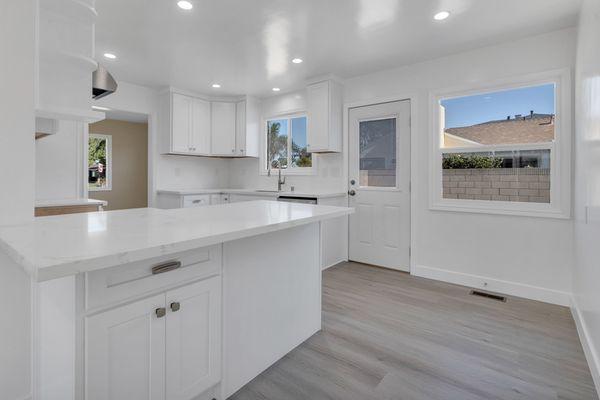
[86,294,166,400]
[182,194,211,208]
[211,102,237,156]
[161,92,211,156]
[86,276,222,400]
[166,278,222,400]
[229,194,277,203]
[235,97,261,157]
[306,80,343,153]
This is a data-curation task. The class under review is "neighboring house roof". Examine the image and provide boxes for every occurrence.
[444,113,554,145]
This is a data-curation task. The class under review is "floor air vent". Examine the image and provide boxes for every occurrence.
[469,290,507,302]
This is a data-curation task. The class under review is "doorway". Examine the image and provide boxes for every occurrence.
[348,100,411,271]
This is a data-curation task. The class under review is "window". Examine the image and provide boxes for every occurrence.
[264,115,313,174]
[431,70,571,218]
[359,118,397,187]
[88,134,112,191]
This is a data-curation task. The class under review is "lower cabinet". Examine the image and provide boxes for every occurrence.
[85,277,222,400]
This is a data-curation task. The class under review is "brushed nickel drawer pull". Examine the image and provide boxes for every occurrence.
[155,307,166,318]
[170,302,180,312]
[151,261,182,275]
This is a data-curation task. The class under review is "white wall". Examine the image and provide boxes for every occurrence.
[229,90,344,192]
[36,121,86,201]
[94,82,231,205]
[0,1,36,399]
[572,0,600,392]
[343,28,577,305]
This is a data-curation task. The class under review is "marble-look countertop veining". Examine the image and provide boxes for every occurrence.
[156,188,347,199]
[0,201,353,282]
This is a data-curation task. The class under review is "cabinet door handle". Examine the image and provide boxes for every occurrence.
[231,149,235,153]
[170,302,181,312]
[151,261,182,275]
[155,307,166,318]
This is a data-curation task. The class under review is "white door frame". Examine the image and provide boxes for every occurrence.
[343,94,419,273]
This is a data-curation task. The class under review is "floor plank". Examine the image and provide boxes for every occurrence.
[230,262,598,400]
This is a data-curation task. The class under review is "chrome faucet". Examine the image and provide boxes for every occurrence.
[277,163,286,192]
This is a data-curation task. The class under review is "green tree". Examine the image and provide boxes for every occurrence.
[267,122,288,168]
[88,137,106,167]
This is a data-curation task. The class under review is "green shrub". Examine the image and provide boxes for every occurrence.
[443,154,503,169]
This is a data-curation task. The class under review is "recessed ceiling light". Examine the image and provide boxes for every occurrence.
[212,83,221,88]
[103,53,117,59]
[272,87,281,92]
[292,58,303,64]
[433,11,450,21]
[92,105,110,111]
[177,1,193,10]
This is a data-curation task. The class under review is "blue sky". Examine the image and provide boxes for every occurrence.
[291,117,307,147]
[441,84,555,128]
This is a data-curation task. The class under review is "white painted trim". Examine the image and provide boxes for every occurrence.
[429,68,572,219]
[571,297,600,396]
[343,92,419,273]
[412,264,572,306]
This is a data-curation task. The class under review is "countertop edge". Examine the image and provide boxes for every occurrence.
[31,207,353,282]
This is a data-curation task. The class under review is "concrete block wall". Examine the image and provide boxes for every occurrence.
[442,168,550,203]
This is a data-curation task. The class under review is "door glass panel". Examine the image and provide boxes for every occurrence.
[359,118,397,187]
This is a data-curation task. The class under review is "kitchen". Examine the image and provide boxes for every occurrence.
[1,1,600,400]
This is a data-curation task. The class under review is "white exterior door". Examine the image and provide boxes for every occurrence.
[165,277,222,400]
[348,100,411,271]
[86,294,166,400]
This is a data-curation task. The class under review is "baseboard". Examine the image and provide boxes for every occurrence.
[571,297,600,396]
[322,258,348,271]
[411,264,571,306]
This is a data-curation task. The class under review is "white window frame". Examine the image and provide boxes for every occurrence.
[88,133,113,192]
[429,69,571,219]
[260,113,316,176]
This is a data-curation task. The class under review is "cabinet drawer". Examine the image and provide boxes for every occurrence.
[183,194,210,208]
[85,245,221,310]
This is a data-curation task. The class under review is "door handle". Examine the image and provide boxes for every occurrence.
[151,261,182,275]
[155,307,166,318]
[348,189,356,196]
[170,302,181,312]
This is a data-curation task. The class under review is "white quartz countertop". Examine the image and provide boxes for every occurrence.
[35,198,107,207]
[156,188,347,199]
[0,201,353,282]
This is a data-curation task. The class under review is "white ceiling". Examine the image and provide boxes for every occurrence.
[95,0,581,97]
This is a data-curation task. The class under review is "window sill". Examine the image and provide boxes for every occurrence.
[430,200,570,219]
[259,168,317,177]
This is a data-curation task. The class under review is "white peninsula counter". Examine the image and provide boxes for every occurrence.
[0,201,352,400]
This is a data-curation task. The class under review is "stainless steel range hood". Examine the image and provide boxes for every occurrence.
[92,64,118,100]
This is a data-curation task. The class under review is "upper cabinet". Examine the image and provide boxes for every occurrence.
[159,89,261,158]
[211,102,237,156]
[37,0,103,122]
[306,80,343,153]
[235,97,261,158]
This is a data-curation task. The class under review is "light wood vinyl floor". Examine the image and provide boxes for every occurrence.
[230,262,598,400]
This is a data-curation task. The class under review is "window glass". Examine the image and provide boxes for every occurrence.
[88,135,111,190]
[266,116,312,171]
[266,119,288,169]
[291,117,311,168]
[359,118,397,188]
[439,84,555,203]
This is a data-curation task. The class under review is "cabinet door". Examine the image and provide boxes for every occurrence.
[86,294,166,400]
[172,93,192,153]
[211,102,236,156]
[191,98,211,155]
[307,81,330,152]
[235,101,246,156]
[166,277,222,400]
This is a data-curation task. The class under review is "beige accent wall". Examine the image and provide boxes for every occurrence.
[89,119,148,210]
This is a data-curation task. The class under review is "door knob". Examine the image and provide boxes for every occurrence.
[350,179,356,185]
[348,189,356,196]
[170,302,180,312]
[155,307,166,318]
